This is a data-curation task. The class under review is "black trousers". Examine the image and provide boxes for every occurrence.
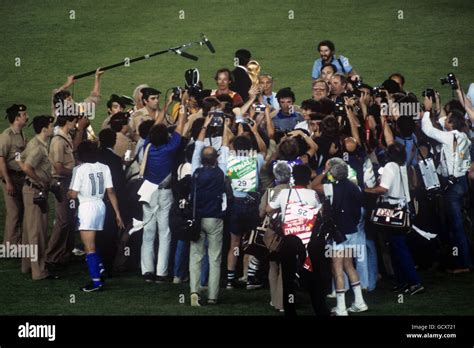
[95,201,119,275]
[280,234,331,317]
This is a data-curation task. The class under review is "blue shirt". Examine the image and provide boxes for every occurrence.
[395,134,418,167]
[312,55,353,79]
[143,132,181,185]
[272,111,304,132]
[327,179,362,235]
[193,166,226,219]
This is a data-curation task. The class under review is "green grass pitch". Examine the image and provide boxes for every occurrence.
[0,0,473,315]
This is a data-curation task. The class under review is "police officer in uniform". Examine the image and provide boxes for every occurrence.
[46,115,77,266]
[20,116,58,280]
[0,104,28,245]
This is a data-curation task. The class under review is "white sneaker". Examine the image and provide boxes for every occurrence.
[190,293,201,307]
[347,302,369,313]
[326,290,336,298]
[72,248,85,256]
[331,307,348,316]
[327,289,348,298]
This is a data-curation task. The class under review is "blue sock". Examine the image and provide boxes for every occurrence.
[86,253,102,287]
[96,253,105,275]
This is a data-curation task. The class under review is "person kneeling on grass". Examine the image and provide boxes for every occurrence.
[68,141,124,292]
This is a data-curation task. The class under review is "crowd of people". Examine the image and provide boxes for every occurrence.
[1,42,473,316]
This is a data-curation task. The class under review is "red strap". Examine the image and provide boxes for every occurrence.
[364,118,370,144]
[379,118,384,144]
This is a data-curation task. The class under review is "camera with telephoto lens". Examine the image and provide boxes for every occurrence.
[334,102,346,117]
[352,78,363,90]
[440,73,458,90]
[370,86,383,97]
[33,191,48,214]
[334,96,346,117]
[207,110,225,137]
[253,103,266,113]
[244,117,255,126]
[422,88,437,101]
[172,87,183,101]
[342,90,360,99]
[49,180,63,202]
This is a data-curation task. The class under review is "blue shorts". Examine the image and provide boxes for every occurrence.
[332,231,362,251]
[329,231,366,261]
[228,198,260,236]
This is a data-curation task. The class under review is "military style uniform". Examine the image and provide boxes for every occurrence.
[114,132,135,159]
[46,128,76,265]
[21,135,52,280]
[129,107,154,139]
[101,115,112,130]
[0,126,27,244]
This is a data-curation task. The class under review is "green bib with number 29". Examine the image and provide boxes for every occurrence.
[227,155,258,192]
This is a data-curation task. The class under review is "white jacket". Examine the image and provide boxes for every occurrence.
[421,112,471,178]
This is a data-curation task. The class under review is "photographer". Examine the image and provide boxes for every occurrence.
[312,40,356,80]
[264,128,318,188]
[259,161,292,312]
[388,73,406,91]
[320,63,337,84]
[421,97,472,273]
[46,115,78,267]
[267,164,329,316]
[225,132,266,290]
[110,112,135,160]
[312,79,330,101]
[295,99,323,133]
[329,73,348,100]
[312,158,368,315]
[314,115,342,173]
[188,116,230,306]
[19,116,58,280]
[344,98,373,290]
[454,77,474,122]
[365,143,424,295]
[139,103,186,283]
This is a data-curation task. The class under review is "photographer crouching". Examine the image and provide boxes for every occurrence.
[421,95,472,273]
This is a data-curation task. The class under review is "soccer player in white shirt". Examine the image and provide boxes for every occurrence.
[68,141,124,292]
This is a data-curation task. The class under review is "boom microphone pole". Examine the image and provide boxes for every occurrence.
[73,35,214,80]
